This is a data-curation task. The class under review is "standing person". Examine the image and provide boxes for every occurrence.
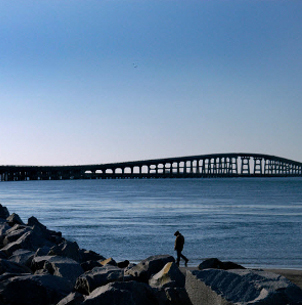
[174,230,189,267]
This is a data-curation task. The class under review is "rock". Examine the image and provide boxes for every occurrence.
[6,213,25,226]
[0,223,10,246]
[81,260,102,272]
[185,268,302,305]
[79,249,105,264]
[117,260,130,269]
[32,255,83,286]
[49,240,81,262]
[35,245,52,257]
[125,255,175,283]
[75,265,127,295]
[31,255,55,271]
[81,280,159,305]
[164,287,192,305]
[198,258,245,270]
[99,257,117,266]
[0,273,72,305]
[28,216,63,244]
[0,205,9,219]
[0,251,7,259]
[9,249,34,267]
[2,225,30,246]
[27,216,47,230]
[0,258,32,274]
[56,292,85,305]
[1,225,55,256]
[149,262,185,289]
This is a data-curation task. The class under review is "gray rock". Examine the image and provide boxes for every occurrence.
[125,255,175,283]
[28,216,63,244]
[31,255,55,271]
[49,240,81,262]
[117,260,130,269]
[0,258,32,274]
[99,257,117,266]
[198,258,245,270]
[0,205,9,219]
[27,216,47,230]
[0,251,7,259]
[82,280,159,305]
[0,223,10,246]
[185,268,302,305]
[1,231,33,256]
[2,226,31,246]
[75,265,126,295]
[81,260,102,272]
[1,224,56,256]
[79,249,105,264]
[0,273,72,305]
[164,287,192,305]
[32,255,83,286]
[35,245,52,257]
[149,262,185,289]
[56,292,85,305]
[6,213,25,226]
[9,249,34,267]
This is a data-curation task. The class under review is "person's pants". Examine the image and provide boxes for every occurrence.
[176,250,188,266]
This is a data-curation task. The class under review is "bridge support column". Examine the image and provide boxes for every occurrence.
[254,157,263,175]
[241,156,250,175]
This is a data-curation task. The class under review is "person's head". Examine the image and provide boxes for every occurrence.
[174,231,180,236]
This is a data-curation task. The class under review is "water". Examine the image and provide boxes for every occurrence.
[0,177,301,269]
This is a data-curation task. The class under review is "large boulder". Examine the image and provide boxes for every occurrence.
[32,255,84,286]
[125,255,175,283]
[75,265,126,295]
[2,225,31,246]
[185,268,302,305]
[1,225,55,256]
[27,216,63,244]
[198,258,245,270]
[81,260,102,272]
[0,273,72,305]
[56,292,85,305]
[79,249,105,264]
[0,258,32,274]
[164,287,193,305]
[49,240,81,262]
[99,257,117,267]
[9,249,35,267]
[81,281,159,305]
[0,205,9,219]
[149,262,185,289]
[6,213,25,226]
[0,222,10,245]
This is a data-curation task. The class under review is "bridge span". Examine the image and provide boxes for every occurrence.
[0,153,301,181]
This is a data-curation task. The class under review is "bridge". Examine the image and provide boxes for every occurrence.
[0,153,301,181]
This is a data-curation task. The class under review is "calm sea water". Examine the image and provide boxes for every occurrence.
[0,178,301,269]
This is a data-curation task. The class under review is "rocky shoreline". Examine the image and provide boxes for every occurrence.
[0,204,302,305]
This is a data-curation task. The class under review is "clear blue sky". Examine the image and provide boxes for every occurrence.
[1,1,301,165]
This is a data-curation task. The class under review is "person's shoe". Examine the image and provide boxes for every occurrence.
[185,259,189,267]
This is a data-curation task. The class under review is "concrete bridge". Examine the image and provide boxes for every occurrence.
[0,153,301,181]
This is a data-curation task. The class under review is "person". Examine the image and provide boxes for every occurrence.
[174,230,189,267]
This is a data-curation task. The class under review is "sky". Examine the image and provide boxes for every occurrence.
[1,0,302,166]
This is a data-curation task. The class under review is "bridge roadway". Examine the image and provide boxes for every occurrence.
[0,153,301,181]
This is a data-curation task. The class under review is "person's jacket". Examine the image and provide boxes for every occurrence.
[174,233,185,251]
